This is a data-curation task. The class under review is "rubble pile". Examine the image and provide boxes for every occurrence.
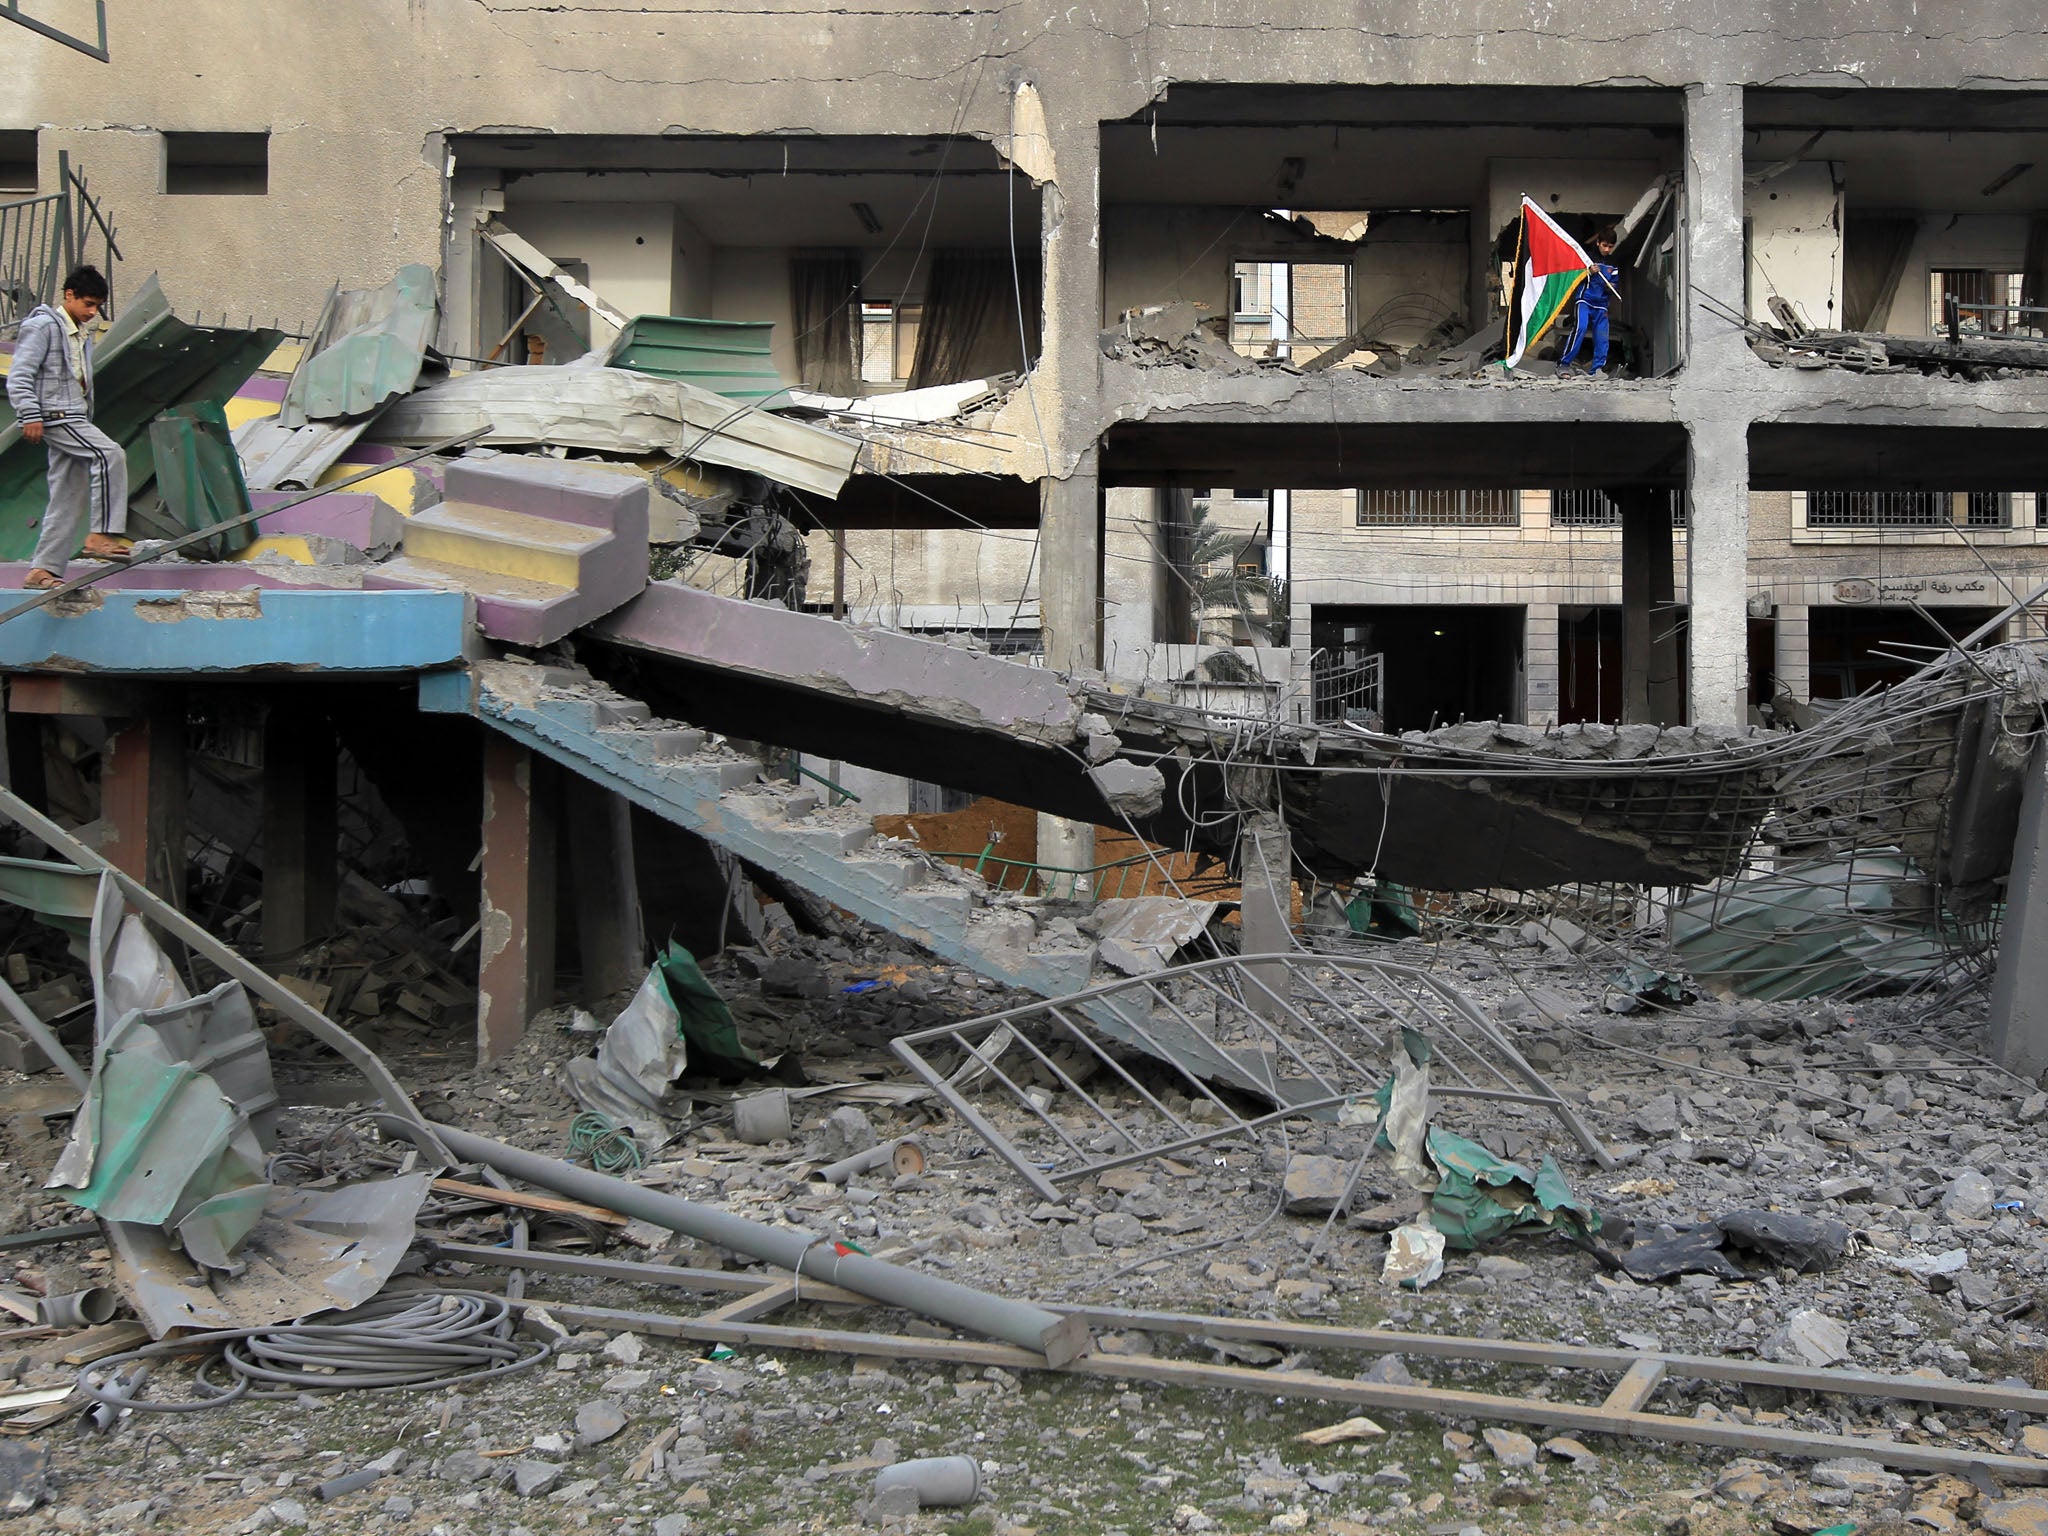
[0,883,2039,1531]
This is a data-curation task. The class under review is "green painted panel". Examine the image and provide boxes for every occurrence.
[609,315,785,402]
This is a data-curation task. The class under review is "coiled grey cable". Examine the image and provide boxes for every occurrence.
[75,1291,550,1414]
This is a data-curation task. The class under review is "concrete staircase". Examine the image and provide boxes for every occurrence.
[419,658,1104,1001]
[378,454,649,646]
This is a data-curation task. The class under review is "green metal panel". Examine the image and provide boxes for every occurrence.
[280,263,439,425]
[0,855,100,931]
[0,273,281,560]
[140,400,256,556]
[609,315,786,402]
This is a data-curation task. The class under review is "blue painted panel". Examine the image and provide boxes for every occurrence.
[416,668,477,714]
[0,589,468,674]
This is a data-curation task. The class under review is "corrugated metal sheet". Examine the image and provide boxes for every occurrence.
[609,315,785,401]
[278,264,439,426]
[369,366,860,498]
[232,414,374,491]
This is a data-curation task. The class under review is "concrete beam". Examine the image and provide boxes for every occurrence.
[0,587,469,675]
[101,696,187,903]
[478,734,558,1063]
[261,701,339,962]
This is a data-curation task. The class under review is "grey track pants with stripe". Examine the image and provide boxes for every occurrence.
[31,418,128,576]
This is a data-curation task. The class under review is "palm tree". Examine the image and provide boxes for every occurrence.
[1183,502,1287,647]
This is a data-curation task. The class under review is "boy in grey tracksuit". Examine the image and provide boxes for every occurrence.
[5,265,130,587]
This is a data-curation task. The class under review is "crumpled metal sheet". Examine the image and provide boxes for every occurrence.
[106,1172,431,1336]
[565,943,755,1141]
[280,265,440,426]
[232,414,374,492]
[1669,852,1953,1000]
[564,963,691,1143]
[51,904,280,1267]
[1089,897,1222,976]
[369,365,860,498]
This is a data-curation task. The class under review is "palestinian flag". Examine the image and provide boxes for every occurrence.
[1503,197,1593,370]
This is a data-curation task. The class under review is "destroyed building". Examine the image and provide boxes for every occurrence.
[5,4,2048,1530]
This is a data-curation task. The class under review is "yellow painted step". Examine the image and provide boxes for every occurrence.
[401,502,605,587]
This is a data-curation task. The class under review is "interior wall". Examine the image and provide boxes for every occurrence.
[711,247,798,380]
[1745,161,1844,330]
[672,206,715,316]
[1101,206,1353,323]
[499,201,679,348]
[1353,214,1471,344]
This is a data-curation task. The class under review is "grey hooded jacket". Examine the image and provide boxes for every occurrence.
[5,304,94,425]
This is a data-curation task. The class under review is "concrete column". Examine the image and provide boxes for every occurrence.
[1774,603,1811,702]
[260,701,339,961]
[1678,82,1755,727]
[1039,450,1102,892]
[1524,602,1560,726]
[1239,810,1293,1019]
[1991,743,2048,1079]
[1684,420,1751,725]
[478,734,557,1063]
[562,776,644,1003]
[1101,485,1161,683]
[102,696,187,904]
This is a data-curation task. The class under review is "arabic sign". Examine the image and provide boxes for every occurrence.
[1834,578,1989,604]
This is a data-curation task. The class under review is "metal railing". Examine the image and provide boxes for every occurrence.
[0,152,119,329]
[1943,291,2048,344]
[1309,649,1384,726]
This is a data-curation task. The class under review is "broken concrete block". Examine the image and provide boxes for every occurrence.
[575,1400,629,1446]
[820,1105,877,1163]
[1941,1169,1995,1222]
[1091,1212,1147,1248]
[1482,1427,1538,1468]
[512,1461,564,1498]
[1281,1154,1351,1214]
[1766,1308,1850,1368]
[1086,759,1165,816]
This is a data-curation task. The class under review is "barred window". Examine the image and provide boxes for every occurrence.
[1355,489,1518,527]
[1806,492,1948,528]
[1549,489,1687,528]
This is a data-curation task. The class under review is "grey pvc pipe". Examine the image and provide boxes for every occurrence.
[417,1122,1088,1366]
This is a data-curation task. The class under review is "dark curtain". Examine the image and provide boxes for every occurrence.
[1841,215,1919,331]
[788,254,860,393]
[908,250,1041,388]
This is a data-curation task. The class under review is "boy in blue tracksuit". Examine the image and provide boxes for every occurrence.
[1558,228,1620,377]
[5,265,131,588]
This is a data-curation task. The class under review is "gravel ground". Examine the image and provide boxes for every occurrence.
[2,920,2046,1536]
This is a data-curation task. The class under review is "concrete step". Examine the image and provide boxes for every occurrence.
[403,501,610,588]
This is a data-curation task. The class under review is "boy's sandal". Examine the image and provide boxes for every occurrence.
[21,570,62,591]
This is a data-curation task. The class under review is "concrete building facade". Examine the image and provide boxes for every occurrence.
[10,4,2048,751]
